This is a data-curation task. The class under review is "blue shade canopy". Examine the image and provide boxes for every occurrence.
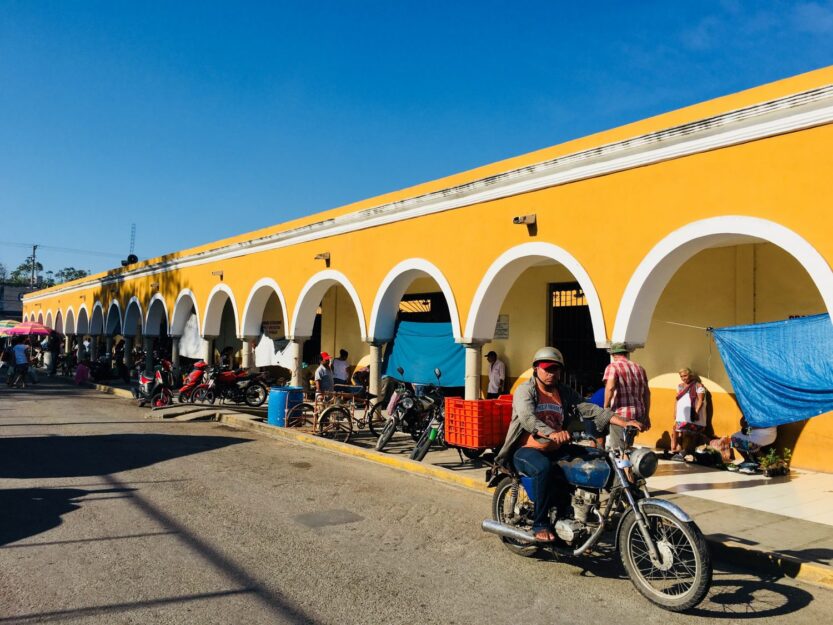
[712,314,833,427]
[383,321,465,387]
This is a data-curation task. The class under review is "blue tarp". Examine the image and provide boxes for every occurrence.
[383,321,465,387]
[712,314,833,427]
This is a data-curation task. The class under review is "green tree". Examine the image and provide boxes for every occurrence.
[55,267,89,283]
[10,256,42,285]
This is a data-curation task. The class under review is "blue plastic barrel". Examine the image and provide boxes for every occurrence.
[267,386,305,426]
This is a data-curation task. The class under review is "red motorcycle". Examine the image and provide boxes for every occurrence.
[191,366,268,407]
[177,360,208,403]
[132,359,175,408]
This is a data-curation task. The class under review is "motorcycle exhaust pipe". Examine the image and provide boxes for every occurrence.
[481,519,536,543]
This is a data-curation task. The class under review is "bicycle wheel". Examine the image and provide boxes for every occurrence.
[318,405,352,442]
[286,402,315,428]
[367,401,388,436]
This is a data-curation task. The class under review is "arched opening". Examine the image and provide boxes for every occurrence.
[36,312,44,325]
[76,305,90,337]
[145,295,170,359]
[171,290,202,364]
[614,217,833,471]
[54,310,64,334]
[46,311,53,329]
[466,242,607,396]
[242,279,290,370]
[64,308,76,335]
[291,271,366,372]
[106,301,123,336]
[203,285,241,366]
[123,298,143,337]
[90,302,105,335]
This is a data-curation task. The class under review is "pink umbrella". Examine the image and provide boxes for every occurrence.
[4,321,53,336]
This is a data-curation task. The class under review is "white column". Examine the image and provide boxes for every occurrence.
[64,335,73,356]
[368,341,384,397]
[202,336,215,365]
[241,337,256,372]
[464,343,484,400]
[288,337,307,386]
[170,336,181,369]
[143,336,154,373]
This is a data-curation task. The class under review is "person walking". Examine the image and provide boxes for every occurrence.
[9,338,31,388]
[602,342,651,433]
[485,350,506,399]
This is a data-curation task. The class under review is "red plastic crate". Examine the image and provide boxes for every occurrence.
[445,398,512,449]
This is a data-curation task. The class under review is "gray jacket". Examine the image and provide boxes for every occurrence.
[495,378,615,464]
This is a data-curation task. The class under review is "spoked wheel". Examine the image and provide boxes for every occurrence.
[286,402,315,428]
[317,406,352,442]
[492,476,539,557]
[618,502,712,611]
[151,388,173,409]
[375,417,397,452]
[244,382,268,407]
[409,424,435,462]
[367,402,388,436]
[192,386,216,404]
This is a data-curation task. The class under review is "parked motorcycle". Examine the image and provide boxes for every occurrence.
[191,366,268,407]
[132,359,175,408]
[409,369,446,461]
[176,360,208,402]
[375,367,436,452]
[482,425,711,611]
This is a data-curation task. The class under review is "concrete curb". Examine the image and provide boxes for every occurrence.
[76,379,833,592]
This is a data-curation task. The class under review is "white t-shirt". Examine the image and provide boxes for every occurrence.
[675,384,706,424]
[488,359,506,394]
[332,358,349,381]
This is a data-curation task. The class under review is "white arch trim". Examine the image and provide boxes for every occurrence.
[144,293,170,336]
[90,301,105,334]
[54,309,64,333]
[613,216,833,346]
[241,278,289,338]
[202,283,240,337]
[45,310,53,329]
[36,311,44,324]
[171,289,201,337]
[64,307,76,334]
[75,303,91,334]
[290,270,367,340]
[123,296,144,336]
[105,300,123,335]
[369,259,461,342]
[464,242,607,346]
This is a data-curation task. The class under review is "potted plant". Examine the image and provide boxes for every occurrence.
[759,447,792,478]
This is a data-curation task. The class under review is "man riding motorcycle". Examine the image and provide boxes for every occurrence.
[494,346,645,542]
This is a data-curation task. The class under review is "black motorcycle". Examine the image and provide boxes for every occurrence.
[375,367,438,452]
[483,424,711,612]
[408,369,446,461]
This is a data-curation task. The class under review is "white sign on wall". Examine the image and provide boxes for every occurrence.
[494,314,509,339]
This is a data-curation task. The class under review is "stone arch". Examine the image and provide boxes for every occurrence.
[171,289,200,336]
[290,270,367,339]
[123,297,144,337]
[76,305,90,335]
[64,308,76,335]
[203,284,240,337]
[464,242,606,345]
[105,300,123,335]
[241,278,289,338]
[54,310,64,334]
[90,301,105,335]
[369,259,461,342]
[613,216,833,346]
[145,294,169,337]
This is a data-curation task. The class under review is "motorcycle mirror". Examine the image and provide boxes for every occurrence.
[397,366,404,376]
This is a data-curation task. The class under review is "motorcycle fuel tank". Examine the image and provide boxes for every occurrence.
[554,446,611,489]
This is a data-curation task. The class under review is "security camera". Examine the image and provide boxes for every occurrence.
[512,214,537,225]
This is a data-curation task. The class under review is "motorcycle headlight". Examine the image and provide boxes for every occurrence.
[630,447,658,479]
[400,396,415,410]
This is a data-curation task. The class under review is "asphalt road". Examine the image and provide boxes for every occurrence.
[1,378,831,624]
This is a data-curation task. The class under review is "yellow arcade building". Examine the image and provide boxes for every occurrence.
[24,66,833,472]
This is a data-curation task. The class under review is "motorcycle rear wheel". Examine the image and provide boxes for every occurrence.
[318,406,352,442]
[375,418,397,452]
[491,476,538,557]
[618,503,712,611]
[244,382,267,407]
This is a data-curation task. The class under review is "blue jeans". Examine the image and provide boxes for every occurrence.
[513,447,554,531]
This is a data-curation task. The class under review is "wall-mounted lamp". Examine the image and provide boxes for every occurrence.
[512,213,537,236]
[314,252,331,268]
[212,270,224,281]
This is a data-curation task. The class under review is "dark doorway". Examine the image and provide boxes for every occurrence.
[303,313,323,364]
[548,282,609,397]
[398,292,451,323]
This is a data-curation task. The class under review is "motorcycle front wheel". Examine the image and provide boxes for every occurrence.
[491,476,538,557]
[375,418,397,452]
[192,386,216,405]
[367,402,387,436]
[618,502,712,611]
[244,382,267,407]
[151,388,173,409]
[410,423,437,462]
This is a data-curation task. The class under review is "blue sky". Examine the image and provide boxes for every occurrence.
[2,0,833,277]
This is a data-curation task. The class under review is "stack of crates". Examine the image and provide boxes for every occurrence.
[445,395,513,450]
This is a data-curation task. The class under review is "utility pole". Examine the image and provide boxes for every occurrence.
[30,244,38,287]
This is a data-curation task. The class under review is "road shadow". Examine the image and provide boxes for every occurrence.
[0,433,252,479]
[0,486,133,547]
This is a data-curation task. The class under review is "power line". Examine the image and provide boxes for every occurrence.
[0,240,123,259]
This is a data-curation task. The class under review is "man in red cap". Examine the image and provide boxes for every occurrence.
[315,352,334,393]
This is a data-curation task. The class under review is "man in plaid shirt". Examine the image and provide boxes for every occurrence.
[603,343,651,430]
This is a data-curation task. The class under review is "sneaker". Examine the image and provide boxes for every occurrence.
[738,462,760,475]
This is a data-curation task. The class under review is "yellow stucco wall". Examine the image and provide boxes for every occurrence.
[24,66,833,471]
